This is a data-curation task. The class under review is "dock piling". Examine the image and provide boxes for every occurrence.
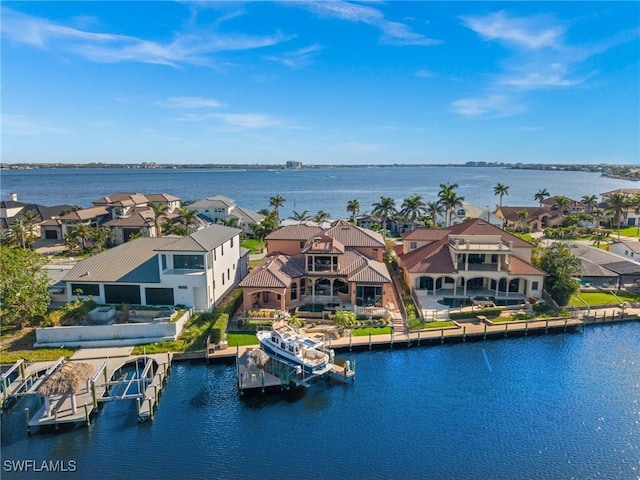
[84,403,90,426]
[24,408,30,434]
[440,328,444,344]
[462,326,466,342]
[483,323,487,340]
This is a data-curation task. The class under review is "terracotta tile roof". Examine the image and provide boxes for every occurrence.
[325,220,385,248]
[302,235,345,254]
[508,256,547,276]
[102,209,155,228]
[266,224,324,240]
[601,188,640,197]
[399,242,456,274]
[239,254,305,288]
[446,218,533,248]
[402,229,449,242]
[146,193,181,203]
[92,192,148,206]
[496,206,557,223]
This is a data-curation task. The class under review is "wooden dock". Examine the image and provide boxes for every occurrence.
[19,349,173,431]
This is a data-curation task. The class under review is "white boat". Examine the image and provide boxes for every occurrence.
[256,326,333,375]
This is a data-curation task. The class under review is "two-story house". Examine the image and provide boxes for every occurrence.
[239,220,392,314]
[398,219,546,318]
[63,225,247,310]
[191,194,264,235]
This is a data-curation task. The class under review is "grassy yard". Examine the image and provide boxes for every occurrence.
[570,290,639,307]
[351,326,392,336]
[615,226,640,238]
[0,328,78,364]
[227,331,259,347]
[241,238,265,254]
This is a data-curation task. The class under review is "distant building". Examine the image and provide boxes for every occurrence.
[285,161,303,169]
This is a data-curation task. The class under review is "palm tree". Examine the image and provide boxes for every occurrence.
[438,183,464,227]
[580,194,598,214]
[346,199,360,222]
[150,202,168,237]
[633,194,640,235]
[534,188,550,207]
[269,195,285,224]
[257,208,271,217]
[590,228,612,249]
[313,210,330,224]
[494,183,509,207]
[517,209,528,232]
[400,194,427,230]
[177,207,199,235]
[371,196,397,236]
[91,226,110,252]
[605,192,631,240]
[425,201,444,228]
[72,223,93,250]
[553,195,571,215]
[290,210,310,224]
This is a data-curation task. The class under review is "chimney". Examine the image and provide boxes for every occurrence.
[10,193,17,202]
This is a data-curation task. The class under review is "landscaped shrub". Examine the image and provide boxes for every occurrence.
[332,310,357,327]
[209,313,230,344]
[449,307,502,320]
[532,302,553,313]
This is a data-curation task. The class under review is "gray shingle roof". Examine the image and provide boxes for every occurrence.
[155,224,241,252]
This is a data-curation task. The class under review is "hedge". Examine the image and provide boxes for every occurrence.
[449,307,502,320]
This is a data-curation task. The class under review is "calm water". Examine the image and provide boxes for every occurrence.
[0,167,633,220]
[2,323,639,480]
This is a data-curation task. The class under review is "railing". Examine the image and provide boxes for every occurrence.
[354,306,388,317]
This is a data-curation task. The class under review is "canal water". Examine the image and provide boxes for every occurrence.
[2,323,639,479]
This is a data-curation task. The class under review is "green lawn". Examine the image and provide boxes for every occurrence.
[570,290,639,307]
[616,226,640,238]
[227,331,259,347]
[351,326,392,336]
[241,239,265,254]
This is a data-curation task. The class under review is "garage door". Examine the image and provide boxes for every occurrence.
[45,229,58,239]
[145,288,174,306]
[104,284,141,304]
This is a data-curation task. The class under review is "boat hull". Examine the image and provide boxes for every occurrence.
[257,333,330,376]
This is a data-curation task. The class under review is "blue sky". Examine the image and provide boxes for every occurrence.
[2,1,639,165]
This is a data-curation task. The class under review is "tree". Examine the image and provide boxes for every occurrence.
[438,183,464,227]
[91,226,110,252]
[290,210,310,224]
[400,194,427,229]
[580,194,599,214]
[425,201,444,228]
[590,229,612,249]
[7,211,40,248]
[605,192,631,240]
[534,188,550,207]
[346,199,360,222]
[517,209,528,232]
[251,212,278,241]
[72,223,93,250]
[494,183,509,207]
[177,207,199,234]
[313,210,330,224]
[536,242,581,306]
[150,202,168,237]
[371,196,397,236]
[0,246,50,329]
[269,195,285,224]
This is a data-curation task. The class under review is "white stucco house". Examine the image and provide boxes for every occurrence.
[610,239,640,263]
[63,225,248,310]
[190,194,265,235]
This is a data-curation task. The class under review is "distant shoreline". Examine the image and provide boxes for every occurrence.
[1,162,638,179]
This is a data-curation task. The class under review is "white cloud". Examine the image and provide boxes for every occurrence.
[1,114,69,135]
[500,63,593,90]
[0,7,294,67]
[461,11,564,50]
[293,1,440,46]
[175,111,285,129]
[158,96,225,109]
[451,95,525,118]
[264,43,324,69]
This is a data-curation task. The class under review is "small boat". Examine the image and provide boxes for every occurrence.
[256,326,333,375]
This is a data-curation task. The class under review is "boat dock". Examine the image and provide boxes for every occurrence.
[2,347,173,432]
[235,347,355,394]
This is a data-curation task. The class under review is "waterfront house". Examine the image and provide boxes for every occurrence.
[63,225,247,310]
[239,220,392,314]
[398,219,546,319]
[190,194,265,235]
[600,188,640,227]
[571,243,640,289]
[0,193,72,241]
[493,206,560,232]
